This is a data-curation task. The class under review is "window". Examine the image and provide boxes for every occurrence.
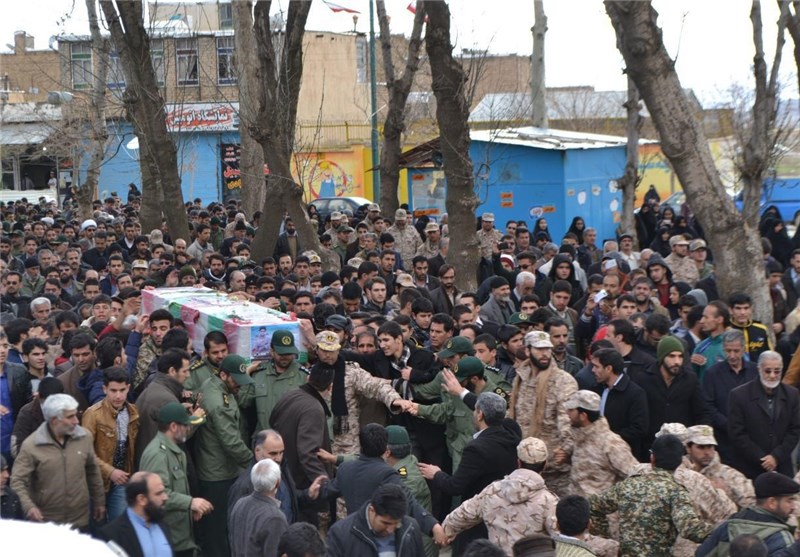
[107,51,125,89]
[218,3,233,29]
[70,43,92,89]
[217,37,236,85]
[150,39,165,85]
[356,36,367,83]
[176,38,198,85]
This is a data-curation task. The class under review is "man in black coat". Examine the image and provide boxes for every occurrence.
[418,391,521,555]
[99,471,172,557]
[728,350,800,479]
[606,318,656,383]
[589,348,649,459]
[632,335,709,460]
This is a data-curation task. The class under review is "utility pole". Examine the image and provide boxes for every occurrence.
[531,0,547,128]
[369,0,381,200]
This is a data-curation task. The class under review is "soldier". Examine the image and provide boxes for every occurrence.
[311,330,410,455]
[652,423,737,557]
[139,402,213,557]
[442,437,558,555]
[132,309,173,394]
[476,212,504,260]
[683,425,755,510]
[247,329,307,433]
[564,390,639,498]
[385,425,437,557]
[386,208,422,269]
[195,354,254,557]
[184,330,230,393]
[416,222,443,259]
[589,434,713,557]
[508,330,577,496]
[412,356,509,472]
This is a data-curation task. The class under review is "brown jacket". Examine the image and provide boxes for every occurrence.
[81,398,140,491]
[57,364,90,417]
[10,422,105,528]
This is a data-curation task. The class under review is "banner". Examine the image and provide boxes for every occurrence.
[220,143,242,203]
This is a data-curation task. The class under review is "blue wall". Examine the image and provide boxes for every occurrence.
[78,122,240,205]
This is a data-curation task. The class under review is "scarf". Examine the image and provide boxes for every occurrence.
[389,345,412,400]
[509,362,554,438]
[331,356,348,417]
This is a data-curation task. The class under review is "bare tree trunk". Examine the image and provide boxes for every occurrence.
[424,1,480,291]
[604,0,774,326]
[81,0,109,222]
[531,0,548,128]
[99,0,188,238]
[618,76,641,243]
[249,1,337,267]
[232,0,267,214]
[786,1,800,97]
[376,0,426,215]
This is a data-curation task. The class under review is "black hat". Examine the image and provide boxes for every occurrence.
[325,314,350,331]
[234,221,247,231]
[488,276,509,290]
[24,258,40,269]
[754,472,800,499]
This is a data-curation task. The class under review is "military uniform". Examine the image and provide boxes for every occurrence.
[589,468,713,557]
[386,223,422,268]
[443,468,558,555]
[416,368,509,472]
[248,359,307,432]
[184,357,220,394]
[392,453,437,557]
[476,227,503,259]
[139,431,197,553]
[685,454,755,509]
[134,335,161,392]
[509,359,577,496]
[416,240,442,259]
[569,417,639,497]
[664,253,700,286]
[332,360,401,456]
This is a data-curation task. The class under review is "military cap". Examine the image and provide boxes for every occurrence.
[564,390,601,412]
[453,356,485,382]
[270,329,299,355]
[437,336,475,359]
[656,422,689,444]
[220,354,255,386]
[687,425,717,446]
[336,225,354,234]
[394,208,407,219]
[157,401,205,425]
[669,235,690,248]
[517,437,548,464]
[395,273,414,288]
[508,312,531,326]
[689,238,707,251]
[179,265,196,279]
[424,222,439,233]
[525,330,553,349]
[316,330,341,352]
[330,211,344,221]
[132,259,148,270]
[481,212,495,222]
[368,203,381,212]
[387,425,410,446]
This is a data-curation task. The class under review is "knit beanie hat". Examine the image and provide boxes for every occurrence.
[657,335,685,365]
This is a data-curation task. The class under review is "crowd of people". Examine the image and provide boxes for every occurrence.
[2,190,800,557]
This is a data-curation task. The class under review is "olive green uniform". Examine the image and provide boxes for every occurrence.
[139,432,197,553]
[247,360,307,432]
[184,357,219,394]
[392,453,438,557]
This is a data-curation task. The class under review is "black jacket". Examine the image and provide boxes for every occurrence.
[2,362,32,417]
[431,423,520,500]
[99,510,173,557]
[429,286,457,316]
[728,380,800,479]
[621,345,656,383]
[326,501,424,557]
[319,455,437,534]
[633,363,710,457]
[592,373,649,459]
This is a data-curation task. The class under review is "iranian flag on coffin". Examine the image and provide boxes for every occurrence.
[142,287,304,361]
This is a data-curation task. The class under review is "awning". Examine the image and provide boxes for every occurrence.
[0,122,55,145]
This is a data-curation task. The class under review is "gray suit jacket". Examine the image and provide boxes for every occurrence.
[479,296,513,326]
[228,492,288,557]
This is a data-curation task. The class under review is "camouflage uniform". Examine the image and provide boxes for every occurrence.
[386,224,422,268]
[664,253,700,286]
[589,468,713,557]
[684,454,755,509]
[392,453,438,557]
[416,373,509,472]
[584,535,620,557]
[332,361,401,455]
[476,228,504,259]
[508,360,577,495]
[569,417,639,497]
[442,468,558,555]
[415,240,442,259]
[134,335,161,392]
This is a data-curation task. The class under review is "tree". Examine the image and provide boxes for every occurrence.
[531,0,548,128]
[787,2,800,96]
[424,0,480,290]
[98,0,189,238]
[249,1,336,267]
[376,0,426,216]
[617,77,642,244]
[605,0,788,325]
[232,0,267,213]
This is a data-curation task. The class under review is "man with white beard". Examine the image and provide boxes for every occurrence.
[479,277,514,325]
[728,351,800,479]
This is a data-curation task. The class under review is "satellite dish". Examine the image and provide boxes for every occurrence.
[126,137,140,150]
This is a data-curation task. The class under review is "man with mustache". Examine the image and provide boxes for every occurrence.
[728,351,800,479]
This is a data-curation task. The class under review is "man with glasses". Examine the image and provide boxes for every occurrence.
[1,271,31,318]
[728,351,800,480]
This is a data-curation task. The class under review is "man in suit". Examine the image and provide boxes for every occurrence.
[228,459,288,557]
[99,471,172,557]
[728,350,800,479]
[418,392,521,554]
[479,276,514,326]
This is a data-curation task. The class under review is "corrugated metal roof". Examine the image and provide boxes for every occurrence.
[0,103,61,123]
[470,126,648,150]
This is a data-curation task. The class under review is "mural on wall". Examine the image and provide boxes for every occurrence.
[637,144,677,207]
[294,148,366,200]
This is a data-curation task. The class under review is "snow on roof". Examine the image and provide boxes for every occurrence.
[470,126,654,150]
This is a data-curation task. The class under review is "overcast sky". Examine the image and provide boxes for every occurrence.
[1,0,795,105]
